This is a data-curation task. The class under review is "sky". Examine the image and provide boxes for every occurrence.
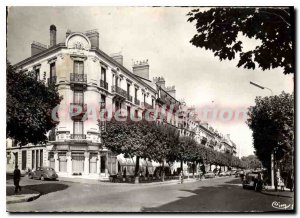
[6,6,294,157]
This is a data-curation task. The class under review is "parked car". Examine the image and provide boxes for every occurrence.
[204,171,215,179]
[219,171,227,176]
[28,167,58,181]
[242,172,259,190]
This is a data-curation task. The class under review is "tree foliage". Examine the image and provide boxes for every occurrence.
[247,92,294,170]
[187,7,293,74]
[6,61,62,145]
[241,155,262,169]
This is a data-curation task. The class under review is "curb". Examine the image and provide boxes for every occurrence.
[6,193,41,204]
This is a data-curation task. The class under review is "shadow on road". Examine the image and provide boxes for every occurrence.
[142,181,294,212]
[22,183,69,196]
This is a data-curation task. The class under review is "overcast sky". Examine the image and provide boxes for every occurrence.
[7,6,294,157]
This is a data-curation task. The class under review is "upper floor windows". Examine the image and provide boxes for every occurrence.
[33,68,40,81]
[101,67,106,82]
[74,61,84,74]
[50,62,56,77]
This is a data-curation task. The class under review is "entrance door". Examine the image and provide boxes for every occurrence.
[58,152,67,172]
[13,152,18,167]
[89,153,97,174]
[72,152,84,173]
[48,152,55,169]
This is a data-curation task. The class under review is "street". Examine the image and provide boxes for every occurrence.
[7,176,294,212]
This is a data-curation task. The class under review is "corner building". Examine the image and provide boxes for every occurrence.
[7,26,160,179]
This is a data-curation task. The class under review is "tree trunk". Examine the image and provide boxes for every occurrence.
[161,161,165,182]
[180,160,183,173]
[193,161,195,179]
[134,156,140,184]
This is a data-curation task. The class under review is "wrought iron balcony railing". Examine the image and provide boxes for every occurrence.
[100,80,108,90]
[70,134,86,140]
[134,98,140,106]
[142,102,153,110]
[70,73,87,83]
[111,85,127,98]
[47,76,57,86]
[127,95,133,102]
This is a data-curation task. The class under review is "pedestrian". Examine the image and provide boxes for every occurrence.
[278,177,285,191]
[13,165,22,194]
[180,170,184,184]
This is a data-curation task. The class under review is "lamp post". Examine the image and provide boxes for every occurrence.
[249,81,275,188]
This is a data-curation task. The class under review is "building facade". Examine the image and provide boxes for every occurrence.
[7,25,239,179]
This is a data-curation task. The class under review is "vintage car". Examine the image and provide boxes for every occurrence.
[242,172,260,189]
[204,171,215,179]
[28,167,58,181]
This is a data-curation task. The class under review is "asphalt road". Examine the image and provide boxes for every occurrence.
[7,176,294,212]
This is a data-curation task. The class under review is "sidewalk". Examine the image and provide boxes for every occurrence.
[6,186,40,204]
[58,175,223,186]
[261,188,294,198]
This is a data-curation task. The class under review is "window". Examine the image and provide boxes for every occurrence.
[127,106,131,117]
[74,90,84,104]
[50,62,56,77]
[135,88,138,99]
[143,93,146,103]
[74,61,84,74]
[34,68,40,80]
[11,139,17,147]
[127,83,130,95]
[135,110,139,118]
[74,121,84,135]
[152,98,154,107]
[101,67,106,82]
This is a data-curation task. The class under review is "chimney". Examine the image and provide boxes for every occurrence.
[133,60,149,80]
[86,29,99,48]
[166,85,176,98]
[111,53,123,65]
[153,76,165,89]
[31,41,47,56]
[50,25,57,47]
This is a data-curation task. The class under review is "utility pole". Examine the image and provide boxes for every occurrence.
[249,81,275,188]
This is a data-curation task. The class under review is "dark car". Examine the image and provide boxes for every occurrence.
[29,167,58,180]
[242,172,259,189]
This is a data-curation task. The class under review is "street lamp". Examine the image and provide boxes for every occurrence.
[249,81,275,188]
[249,81,273,95]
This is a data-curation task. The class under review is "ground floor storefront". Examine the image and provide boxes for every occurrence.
[7,144,231,180]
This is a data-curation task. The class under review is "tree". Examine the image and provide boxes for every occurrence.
[6,61,62,145]
[241,155,262,169]
[187,7,294,74]
[102,118,181,182]
[247,92,294,172]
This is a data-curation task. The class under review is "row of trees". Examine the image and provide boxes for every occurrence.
[102,117,245,183]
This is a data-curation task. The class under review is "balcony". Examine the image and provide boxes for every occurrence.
[127,94,133,102]
[134,98,140,106]
[100,80,108,90]
[70,134,87,140]
[47,76,57,86]
[142,102,153,110]
[111,85,127,99]
[70,73,87,84]
[70,103,87,120]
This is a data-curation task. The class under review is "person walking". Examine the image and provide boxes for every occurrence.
[13,165,22,194]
